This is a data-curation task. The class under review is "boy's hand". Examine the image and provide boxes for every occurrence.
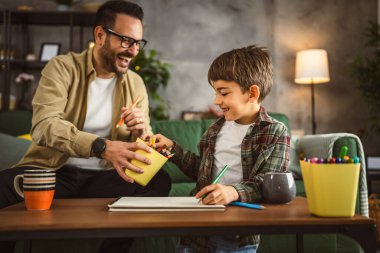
[152,134,174,149]
[195,184,239,205]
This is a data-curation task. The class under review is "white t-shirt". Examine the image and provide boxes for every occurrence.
[212,121,252,185]
[66,76,116,170]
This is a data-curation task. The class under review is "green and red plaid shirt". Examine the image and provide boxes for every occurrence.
[171,107,290,252]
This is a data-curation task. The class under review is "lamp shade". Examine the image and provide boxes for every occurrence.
[295,49,330,84]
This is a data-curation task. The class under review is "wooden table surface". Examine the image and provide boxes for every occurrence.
[0,197,376,253]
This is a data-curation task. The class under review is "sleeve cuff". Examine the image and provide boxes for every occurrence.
[72,131,98,158]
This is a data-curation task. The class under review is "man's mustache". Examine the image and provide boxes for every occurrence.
[118,51,134,58]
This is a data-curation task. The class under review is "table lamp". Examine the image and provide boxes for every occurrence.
[295,49,330,134]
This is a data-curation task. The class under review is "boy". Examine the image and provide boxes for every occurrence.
[153,45,290,253]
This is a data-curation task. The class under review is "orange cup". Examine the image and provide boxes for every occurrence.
[13,169,56,211]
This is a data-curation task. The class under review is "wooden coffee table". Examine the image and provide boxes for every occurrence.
[0,197,376,253]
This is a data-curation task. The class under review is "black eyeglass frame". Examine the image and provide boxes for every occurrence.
[102,26,147,49]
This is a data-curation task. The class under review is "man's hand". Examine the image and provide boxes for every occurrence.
[120,106,146,137]
[102,140,152,183]
[195,184,239,205]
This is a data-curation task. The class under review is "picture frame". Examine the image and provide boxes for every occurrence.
[39,43,61,61]
[181,111,206,120]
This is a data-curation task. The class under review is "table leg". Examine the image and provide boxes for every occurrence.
[23,240,31,253]
[296,234,304,253]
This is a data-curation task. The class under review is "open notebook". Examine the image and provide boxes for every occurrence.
[108,197,225,212]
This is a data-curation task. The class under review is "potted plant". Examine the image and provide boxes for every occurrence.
[350,20,380,134]
[131,49,171,120]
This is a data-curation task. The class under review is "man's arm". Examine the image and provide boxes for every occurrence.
[31,56,98,158]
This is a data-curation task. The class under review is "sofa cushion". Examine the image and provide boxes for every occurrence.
[151,120,209,183]
[0,110,32,136]
[169,182,196,197]
[333,137,358,158]
[0,133,31,171]
[268,112,290,135]
[288,137,302,179]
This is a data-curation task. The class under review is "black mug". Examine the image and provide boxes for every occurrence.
[262,172,296,204]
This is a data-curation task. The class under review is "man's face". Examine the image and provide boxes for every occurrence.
[98,14,143,75]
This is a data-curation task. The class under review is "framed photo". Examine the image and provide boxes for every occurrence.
[39,43,61,61]
[181,111,206,120]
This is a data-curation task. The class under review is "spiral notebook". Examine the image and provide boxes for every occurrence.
[108,197,225,212]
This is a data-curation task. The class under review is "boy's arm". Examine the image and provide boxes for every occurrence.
[153,132,204,181]
[170,142,202,181]
[231,126,290,203]
[168,131,211,181]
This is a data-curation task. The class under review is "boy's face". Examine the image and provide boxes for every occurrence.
[213,80,259,124]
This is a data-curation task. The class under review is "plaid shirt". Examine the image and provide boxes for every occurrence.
[171,107,290,252]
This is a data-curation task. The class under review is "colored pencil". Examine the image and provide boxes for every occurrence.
[115,96,140,128]
[199,164,229,201]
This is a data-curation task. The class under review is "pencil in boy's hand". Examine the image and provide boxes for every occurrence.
[211,164,229,184]
[151,136,156,147]
[199,164,229,201]
[116,96,140,128]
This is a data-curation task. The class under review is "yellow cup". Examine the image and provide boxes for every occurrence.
[126,138,168,186]
[300,161,360,217]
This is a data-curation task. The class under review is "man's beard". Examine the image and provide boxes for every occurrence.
[99,39,133,76]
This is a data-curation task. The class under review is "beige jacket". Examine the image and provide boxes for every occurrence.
[16,48,150,170]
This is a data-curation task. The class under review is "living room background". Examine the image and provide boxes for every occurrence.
[0,0,378,156]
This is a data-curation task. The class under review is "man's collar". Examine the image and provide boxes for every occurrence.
[86,47,96,77]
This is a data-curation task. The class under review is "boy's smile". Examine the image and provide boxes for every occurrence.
[212,80,260,125]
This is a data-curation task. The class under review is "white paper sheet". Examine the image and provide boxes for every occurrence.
[108,197,225,212]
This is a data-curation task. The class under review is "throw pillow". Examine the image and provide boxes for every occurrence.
[288,137,302,179]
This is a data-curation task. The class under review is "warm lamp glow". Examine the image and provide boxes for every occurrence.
[295,49,330,84]
[294,49,330,135]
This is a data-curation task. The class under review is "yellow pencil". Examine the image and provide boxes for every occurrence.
[115,96,140,128]
[151,136,156,147]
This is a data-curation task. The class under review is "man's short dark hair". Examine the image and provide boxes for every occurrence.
[94,0,144,31]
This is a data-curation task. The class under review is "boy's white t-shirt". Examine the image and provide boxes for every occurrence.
[213,121,252,185]
[66,76,116,170]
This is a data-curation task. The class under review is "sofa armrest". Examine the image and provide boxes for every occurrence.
[0,133,31,171]
[297,134,359,159]
[0,110,32,136]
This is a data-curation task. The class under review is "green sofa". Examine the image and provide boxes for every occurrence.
[0,110,366,253]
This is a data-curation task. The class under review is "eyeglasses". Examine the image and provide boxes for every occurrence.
[102,26,147,49]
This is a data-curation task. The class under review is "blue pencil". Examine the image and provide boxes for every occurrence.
[229,201,265,210]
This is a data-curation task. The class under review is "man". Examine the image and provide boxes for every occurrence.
[0,1,171,252]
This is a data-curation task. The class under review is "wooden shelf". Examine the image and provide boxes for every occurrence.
[1,9,95,110]
[9,10,95,26]
[9,59,47,69]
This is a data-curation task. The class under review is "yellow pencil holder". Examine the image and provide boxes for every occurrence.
[300,160,360,217]
[126,138,168,186]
